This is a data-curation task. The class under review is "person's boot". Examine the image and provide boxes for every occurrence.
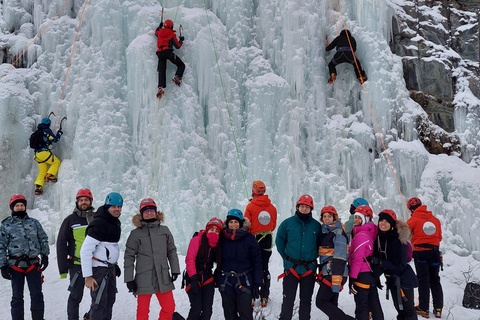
[415,306,430,318]
[35,185,43,195]
[45,173,57,183]
[157,87,165,99]
[261,297,268,307]
[328,73,336,84]
[433,308,442,318]
[172,75,182,86]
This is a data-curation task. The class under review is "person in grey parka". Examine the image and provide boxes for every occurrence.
[124,198,180,320]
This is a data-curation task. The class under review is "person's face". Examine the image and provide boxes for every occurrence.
[228,219,240,229]
[142,208,157,220]
[354,215,363,226]
[378,219,391,232]
[77,197,92,211]
[298,204,312,214]
[108,205,122,218]
[322,212,334,224]
[13,203,25,212]
[207,226,220,234]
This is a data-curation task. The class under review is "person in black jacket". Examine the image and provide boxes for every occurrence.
[214,209,262,320]
[370,210,418,320]
[56,188,95,320]
[325,29,367,84]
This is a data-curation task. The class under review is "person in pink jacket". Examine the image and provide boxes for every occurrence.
[349,205,384,320]
[184,217,223,320]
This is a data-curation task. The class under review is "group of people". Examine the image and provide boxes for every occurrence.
[0,181,444,320]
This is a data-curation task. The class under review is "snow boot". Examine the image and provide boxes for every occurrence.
[45,173,57,183]
[358,73,367,84]
[433,308,442,318]
[328,73,336,84]
[35,185,43,195]
[172,75,182,86]
[415,306,429,318]
[261,297,268,307]
[157,87,164,99]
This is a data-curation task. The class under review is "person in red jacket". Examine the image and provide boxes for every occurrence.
[406,197,443,319]
[155,19,185,99]
[244,180,277,307]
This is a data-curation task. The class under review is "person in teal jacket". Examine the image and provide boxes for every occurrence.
[276,194,321,320]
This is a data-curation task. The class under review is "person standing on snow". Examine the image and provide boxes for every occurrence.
[325,29,367,84]
[32,117,63,195]
[214,209,262,320]
[344,197,369,241]
[0,194,49,320]
[276,194,321,320]
[80,192,123,320]
[56,188,96,320]
[155,18,185,99]
[348,205,384,320]
[316,206,355,320]
[184,217,223,320]
[406,197,443,319]
[123,198,180,320]
[244,180,277,307]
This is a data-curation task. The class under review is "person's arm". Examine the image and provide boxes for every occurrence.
[80,235,100,278]
[250,236,263,286]
[166,227,180,275]
[326,36,338,51]
[56,217,70,277]
[275,222,287,260]
[36,220,50,256]
[185,234,201,277]
[123,233,138,283]
[0,224,9,267]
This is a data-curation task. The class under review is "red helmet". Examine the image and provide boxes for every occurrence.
[297,194,314,209]
[407,197,422,211]
[321,206,337,216]
[76,188,93,201]
[140,198,157,212]
[206,217,224,232]
[379,209,397,221]
[252,180,266,195]
[10,194,27,210]
[164,19,174,29]
[354,205,373,220]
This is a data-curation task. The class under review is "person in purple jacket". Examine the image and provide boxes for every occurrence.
[348,205,384,320]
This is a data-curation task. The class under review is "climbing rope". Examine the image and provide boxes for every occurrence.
[330,0,339,35]
[332,0,408,213]
[202,0,249,200]
[0,0,72,83]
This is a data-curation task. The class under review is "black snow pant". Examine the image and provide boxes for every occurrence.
[220,288,253,320]
[353,272,384,320]
[316,282,355,320]
[256,233,273,299]
[328,50,365,79]
[279,271,316,320]
[390,286,416,320]
[157,49,185,88]
[89,266,117,320]
[414,249,443,311]
[68,264,89,320]
[11,265,44,320]
[187,281,215,320]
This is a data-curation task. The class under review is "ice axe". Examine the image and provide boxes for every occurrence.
[47,111,56,119]
[59,117,67,131]
[179,24,182,37]
[161,7,164,24]
[326,35,329,46]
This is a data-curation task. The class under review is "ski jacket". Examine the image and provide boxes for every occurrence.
[0,214,49,267]
[276,211,321,275]
[34,123,62,153]
[326,29,357,52]
[349,222,377,279]
[344,214,355,240]
[80,205,121,277]
[373,221,418,289]
[185,229,218,279]
[318,220,349,293]
[155,27,183,53]
[244,195,277,234]
[406,205,442,251]
[124,213,180,295]
[56,206,95,275]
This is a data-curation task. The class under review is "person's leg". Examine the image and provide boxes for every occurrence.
[414,258,431,311]
[298,273,316,320]
[168,52,185,79]
[34,151,50,186]
[235,290,253,320]
[220,291,238,320]
[104,270,116,320]
[136,294,152,320]
[11,269,26,320]
[259,243,272,299]
[187,286,202,320]
[25,268,44,320]
[45,154,61,177]
[199,282,215,320]
[156,51,168,88]
[316,282,355,320]
[402,288,417,320]
[67,265,84,320]
[156,290,175,320]
[279,272,300,320]
[368,285,384,320]
[88,267,108,320]
[429,259,443,310]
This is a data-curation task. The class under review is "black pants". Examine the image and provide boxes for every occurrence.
[414,252,443,311]
[316,282,355,320]
[328,51,365,78]
[11,266,44,320]
[353,272,384,320]
[68,264,88,320]
[390,286,416,320]
[256,233,273,299]
[220,289,253,320]
[157,49,185,88]
[279,271,316,320]
[187,281,214,320]
[89,266,117,320]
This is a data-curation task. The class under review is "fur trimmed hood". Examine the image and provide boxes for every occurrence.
[396,220,411,244]
[223,217,251,229]
[132,211,165,228]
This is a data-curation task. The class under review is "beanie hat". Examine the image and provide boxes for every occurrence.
[9,195,27,211]
[354,212,369,226]
[206,217,224,232]
[139,198,157,216]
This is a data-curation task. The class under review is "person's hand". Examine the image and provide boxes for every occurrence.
[126,280,137,293]
[171,273,179,282]
[252,284,261,300]
[85,276,98,291]
[349,277,357,295]
[1,266,12,280]
[40,255,49,271]
[349,204,356,214]
[369,256,381,266]
[114,264,121,278]
[57,130,63,136]
[189,275,199,294]
[179,36,185,41]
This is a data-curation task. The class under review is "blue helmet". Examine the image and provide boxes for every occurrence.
[41,118,51,126]
[105,192,123,207]
[353,197,369,208]
[227,209,243,221]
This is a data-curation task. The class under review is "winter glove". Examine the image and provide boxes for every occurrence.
[375,278,383,290]
[179,36,185,42]
[349,277,357,295]
[40,255,49,271]
[171,273,179,282]
[60,273,67,279]
[188,275,199,294]
[57,130,63,136]
[252,284,261,300]
[114,264,121,278]
[157,22,163,30]
[1,266,12,280]
[369,256,381,266]
[126,280,137,293]
[349,204,356,215]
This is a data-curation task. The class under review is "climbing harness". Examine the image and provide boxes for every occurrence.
[277,256,316,281]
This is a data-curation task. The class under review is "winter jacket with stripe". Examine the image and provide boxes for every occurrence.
[349,222,377,279]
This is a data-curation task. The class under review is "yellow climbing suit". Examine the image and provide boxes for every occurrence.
[34,151,61,186]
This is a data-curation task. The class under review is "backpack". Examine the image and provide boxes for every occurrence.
[463,282,480,309]
[29,129,45,149]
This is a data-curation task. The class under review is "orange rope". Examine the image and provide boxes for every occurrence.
[53,0,89,130]
[332,0,408,213]
[0,0,72,83]
[330,0,339,35]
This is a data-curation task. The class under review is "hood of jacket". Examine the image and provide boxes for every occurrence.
[412,205,433,219]
[132,211,165,228]
[250,195,273,208]
[396,220,411,244]
[352,221,377,240]
[73,206,95,221]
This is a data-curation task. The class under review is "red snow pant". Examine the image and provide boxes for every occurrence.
[136,290,175,320]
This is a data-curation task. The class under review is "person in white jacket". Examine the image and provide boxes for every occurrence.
[80,192,123,320]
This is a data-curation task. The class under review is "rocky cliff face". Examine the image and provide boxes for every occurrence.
[390,0,479,162]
